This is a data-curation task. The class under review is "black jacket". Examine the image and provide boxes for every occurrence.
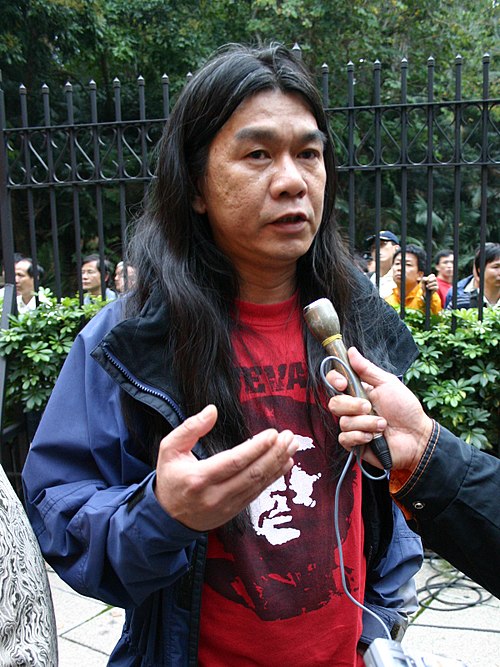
[392,421,500,598]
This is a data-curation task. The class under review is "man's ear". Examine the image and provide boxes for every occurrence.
[192,193,206,215]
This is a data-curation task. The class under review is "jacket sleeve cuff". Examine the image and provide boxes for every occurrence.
[389,420,439,494]
[389,422,472,523]
[125,472,203,548]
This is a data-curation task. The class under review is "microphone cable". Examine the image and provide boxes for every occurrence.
[320,354,394,642]
[417,555,492,613]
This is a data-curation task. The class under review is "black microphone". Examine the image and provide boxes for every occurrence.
[303,297,392,471]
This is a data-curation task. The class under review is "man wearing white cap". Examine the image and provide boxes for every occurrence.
[366,231,401,299]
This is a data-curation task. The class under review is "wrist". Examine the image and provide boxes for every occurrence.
[409,414,434,473]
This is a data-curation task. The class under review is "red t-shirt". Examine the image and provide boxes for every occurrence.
[198,294,365,666]
[437,277,452,307]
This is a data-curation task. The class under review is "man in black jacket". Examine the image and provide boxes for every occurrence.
[327,346,500,599]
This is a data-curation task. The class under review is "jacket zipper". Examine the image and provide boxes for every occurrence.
[103,342,205,665]
[101,344,185,423]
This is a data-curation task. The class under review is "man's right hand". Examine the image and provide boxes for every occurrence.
[154,404,299,532]
[326,348,434,472]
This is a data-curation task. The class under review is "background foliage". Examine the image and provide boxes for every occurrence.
[0,292,106,414]
[405,307,500,451]
[2,0,497,112]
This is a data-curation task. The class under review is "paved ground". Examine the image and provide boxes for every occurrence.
[49,556,500,666]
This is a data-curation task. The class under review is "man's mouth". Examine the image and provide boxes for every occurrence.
[272,213,307,225]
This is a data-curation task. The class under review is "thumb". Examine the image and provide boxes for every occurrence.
[159,404,218,458]
[346,347,392,388]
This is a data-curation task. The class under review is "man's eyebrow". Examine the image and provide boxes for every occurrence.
[234,127,327,145]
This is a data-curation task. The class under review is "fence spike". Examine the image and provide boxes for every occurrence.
[41,83,49,92]
[89,79,96,89]
[482,53,490,62]
[113,77,121,87]
[427,56,435,66]
[64,81,72,92]
[19,84,26,93]
[137,75,145,84]
[321,63,329,72]
[162,74,169,82]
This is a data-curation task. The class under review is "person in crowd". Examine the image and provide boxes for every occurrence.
[366,230,401,298]
[81,253,117,303]
[0,463,58,665]
[14,257,48,313]
[367,232,438,301]
[385,244,442,315]
[23,44,423,666]
[434,249,454,307]
[114,260,137,295]
[445,242,500,309]
[353,251,371,274]
[326,346,500,599]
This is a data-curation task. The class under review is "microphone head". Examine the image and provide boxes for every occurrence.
[303,298,341,342]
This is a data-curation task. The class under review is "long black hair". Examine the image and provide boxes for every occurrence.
[126,43,394,467]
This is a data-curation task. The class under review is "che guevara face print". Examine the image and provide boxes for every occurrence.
[204,394,359,621]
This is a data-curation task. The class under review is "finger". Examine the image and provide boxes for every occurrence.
[346,347,393,389]
[221,434,298,508]
[325,369,348,393]
[183,431,298,525]
[159,404,218,459]
[328,394,371,418]
[339,414,387,434]
[338,429,374,448]
[200,428,297,485]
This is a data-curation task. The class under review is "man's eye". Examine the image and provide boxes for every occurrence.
[247,150,268,159]
[299,149,321,159]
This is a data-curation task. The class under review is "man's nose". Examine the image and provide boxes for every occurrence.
[270,155,307,198]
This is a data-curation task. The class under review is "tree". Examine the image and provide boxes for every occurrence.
[1,0,497,287]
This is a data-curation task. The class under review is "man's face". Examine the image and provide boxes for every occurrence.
[82,261,102,295]
[484,256,500,294]
[392,253,423,291]
[436,254,453,281]
[370,239,399,273]
[15,260,34,300]
[193,90,327,282]
[114,263,136,293]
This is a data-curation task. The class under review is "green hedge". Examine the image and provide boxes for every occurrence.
[1,293,499,452]
[404,307,500,451]
[0,291,107,415]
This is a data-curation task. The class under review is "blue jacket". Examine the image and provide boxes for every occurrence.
[445,275,476,309]
[23,294,422,666]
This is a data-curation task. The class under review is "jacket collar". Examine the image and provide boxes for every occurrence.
[91,290,185,416]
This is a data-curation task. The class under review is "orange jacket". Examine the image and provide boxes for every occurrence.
[385,282,442,314]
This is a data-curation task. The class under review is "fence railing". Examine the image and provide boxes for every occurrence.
[1,54,499,318]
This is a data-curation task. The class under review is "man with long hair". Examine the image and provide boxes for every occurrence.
[23,44,422,666]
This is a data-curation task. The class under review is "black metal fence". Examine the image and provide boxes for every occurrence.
[1,53,499,315]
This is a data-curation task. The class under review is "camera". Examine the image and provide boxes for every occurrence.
[364,638,468,667]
